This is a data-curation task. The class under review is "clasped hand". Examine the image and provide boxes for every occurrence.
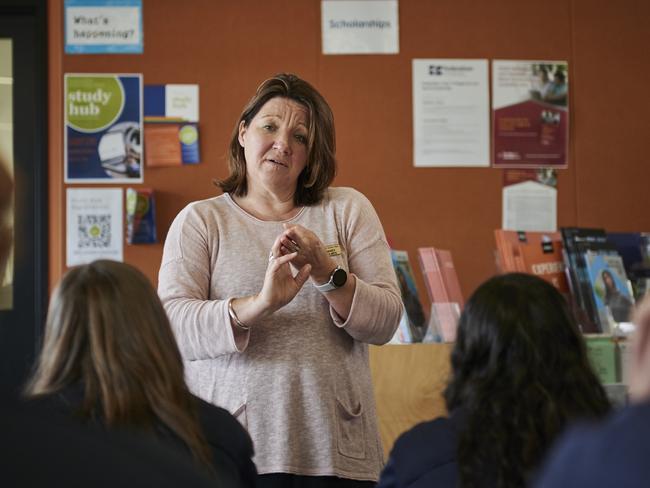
[277,223,336,285]
[258,224,335,314]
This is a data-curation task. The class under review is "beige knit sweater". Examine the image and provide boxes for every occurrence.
[158,187,403,480]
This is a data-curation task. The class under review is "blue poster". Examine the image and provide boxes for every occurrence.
[65,73,143,183]
[64,0,143,54]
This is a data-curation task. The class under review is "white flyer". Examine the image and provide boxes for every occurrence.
[412,59,490,167]
[165,84,199,122]
[502,180,557,232]
[321,0,399,54]
[66,188,123,266]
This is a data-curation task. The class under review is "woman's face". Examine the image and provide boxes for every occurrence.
[238,97,309,196]
[603,272,615,290]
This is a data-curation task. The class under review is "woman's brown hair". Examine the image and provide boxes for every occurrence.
[216,73,336,205]
[25,260,213,470]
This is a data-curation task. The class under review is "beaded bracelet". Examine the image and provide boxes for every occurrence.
[228,298,250,331]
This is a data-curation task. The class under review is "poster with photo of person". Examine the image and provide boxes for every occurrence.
[492,60,568,169]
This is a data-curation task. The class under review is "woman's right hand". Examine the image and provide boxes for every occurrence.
[228,238,311,330]
[257,251,311,314]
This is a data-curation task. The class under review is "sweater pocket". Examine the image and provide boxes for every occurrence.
[335,397,366,460]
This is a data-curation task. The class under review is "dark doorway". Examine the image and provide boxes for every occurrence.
[0,0,48,396]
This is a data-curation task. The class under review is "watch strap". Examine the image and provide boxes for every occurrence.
[314,266,345,292]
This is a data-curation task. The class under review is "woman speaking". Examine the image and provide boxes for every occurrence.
[158,73,403,487]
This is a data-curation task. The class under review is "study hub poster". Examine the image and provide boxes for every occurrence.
[492,60,569,169]
[65,73,143,183]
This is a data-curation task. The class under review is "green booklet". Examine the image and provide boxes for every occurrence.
[585,335,618,384]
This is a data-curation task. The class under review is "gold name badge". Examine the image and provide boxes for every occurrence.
[325,244,342,257]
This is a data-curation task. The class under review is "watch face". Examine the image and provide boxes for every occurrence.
[332,267,347,287]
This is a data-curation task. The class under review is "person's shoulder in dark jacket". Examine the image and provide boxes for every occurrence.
[22,389,257,487]
[534,401,650,488]
[194,396,258,488]
[377,410,465,488]
[0,398,219,488]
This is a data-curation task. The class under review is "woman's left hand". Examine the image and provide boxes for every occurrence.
[278,224,336,285]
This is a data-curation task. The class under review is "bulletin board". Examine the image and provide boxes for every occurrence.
[47,0,650,311]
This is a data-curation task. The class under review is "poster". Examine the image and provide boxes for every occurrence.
[144,84,199,122]
[64,0,143,54]
[492,60,569,168]
[143,84,200,167]
[503,168,557,188]
[321,0,399,54]
[66,187,123,266]
[65,73,143,183]
[502,180,557,232]
[412,59,490,167]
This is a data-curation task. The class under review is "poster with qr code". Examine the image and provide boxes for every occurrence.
[66,188,123,266]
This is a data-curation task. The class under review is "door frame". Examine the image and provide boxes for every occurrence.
[0,0,48,395]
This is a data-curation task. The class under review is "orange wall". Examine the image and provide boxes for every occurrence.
[48,0,650,310]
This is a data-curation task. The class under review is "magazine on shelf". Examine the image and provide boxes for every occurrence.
[584,335,618,384]
[607,232,650,299]
[584,250,635,332]
[494,229,560,273]
[428,302,461,343]
[494,229,523,272]
[390,250,428,343]
[560,227,608,333]
[417,247,464,305]
[617,338,633,386]
[518,235,568,293]
[418,247,463,342]
[494,230,568,293]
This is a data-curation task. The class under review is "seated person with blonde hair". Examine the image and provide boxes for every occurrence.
[1,238,256,486]
[24,259,257,486]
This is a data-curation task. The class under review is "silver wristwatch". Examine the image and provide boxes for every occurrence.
[314,266,348,292]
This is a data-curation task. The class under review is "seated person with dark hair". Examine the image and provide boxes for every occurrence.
[377,273,610,488]
[534,294,650,487]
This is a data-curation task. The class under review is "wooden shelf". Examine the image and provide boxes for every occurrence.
[369,343,453,456]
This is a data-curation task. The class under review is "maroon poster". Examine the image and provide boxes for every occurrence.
[492,60,568,168]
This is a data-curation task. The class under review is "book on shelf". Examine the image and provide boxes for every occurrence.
[584,335,618,384]
[585,335,631,407]
[617,338,633,386]
[390,250,428,343]
[417,247,464,307]
[583,250,635,333]
[427,302,461,343]
[518,236,569,293]
[494,230,568,293]
[607,232,650,299]
[560,227,608,333]
[494,229,518,272]
[417,247,464,342]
